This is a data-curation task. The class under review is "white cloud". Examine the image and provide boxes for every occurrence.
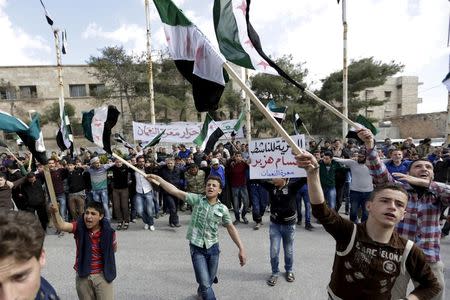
[0,1,51,65]
[82,22,147,54]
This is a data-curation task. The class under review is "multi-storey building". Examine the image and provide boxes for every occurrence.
[358,76,422,122]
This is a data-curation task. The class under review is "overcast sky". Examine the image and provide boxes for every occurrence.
[0,0,448,113]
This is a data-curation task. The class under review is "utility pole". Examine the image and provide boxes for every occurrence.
[145,0,156,125]
[341,0,349,139]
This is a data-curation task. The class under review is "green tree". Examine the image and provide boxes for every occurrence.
[313,57,404,136]
[40,102,76,125]
[87,46,147,121]
[249,54,308,137]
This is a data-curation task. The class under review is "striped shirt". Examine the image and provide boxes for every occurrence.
[185,193,232,249]
[366,148,450,262]
[72,221,117,274]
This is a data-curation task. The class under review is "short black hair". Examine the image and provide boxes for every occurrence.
[85,201,105,216]
[206,175,223,189]
[367,183,408,203]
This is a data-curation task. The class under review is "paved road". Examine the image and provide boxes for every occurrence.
[42,211,450,300]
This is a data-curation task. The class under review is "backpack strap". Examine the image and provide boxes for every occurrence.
[336,223,357,256]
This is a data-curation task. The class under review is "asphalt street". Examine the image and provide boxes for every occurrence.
[42,210,450,300]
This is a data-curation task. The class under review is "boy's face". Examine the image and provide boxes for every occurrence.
[0,177,6,187]
[204,179,222,198]
[366,189,407,227]
[0,252,45,300]
[84,207,103,230]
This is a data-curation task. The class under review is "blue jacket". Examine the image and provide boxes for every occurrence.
[75,216,116,283]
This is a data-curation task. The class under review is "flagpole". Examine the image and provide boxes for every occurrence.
[243,68,252,147]
[112,152,159,185]
[145,0,156,125]
[341,0,349,139]
[223,63,303,154]
[53,29,74,154]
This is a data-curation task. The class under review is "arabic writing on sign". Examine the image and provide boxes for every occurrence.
[249,135,306,180]
[132,120,244,143]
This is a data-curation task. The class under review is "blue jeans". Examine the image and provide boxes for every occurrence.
[296,184,311,224]
[135,192,154,226]
[269,223,295,275]
[91,189,111,220]
[323,187,336,210]
[350,190,371,223]
[190,243,220,300]
[250,183,269,223]
[232,186,249,220]
[56,193,67,221]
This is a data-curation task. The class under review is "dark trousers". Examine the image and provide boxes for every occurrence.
[25,204,49,231]
[163,193,179,225]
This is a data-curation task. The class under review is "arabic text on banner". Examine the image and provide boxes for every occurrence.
[132,120,244,143]
[249,135,306,179]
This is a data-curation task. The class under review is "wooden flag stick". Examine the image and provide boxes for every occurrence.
[43,166,59,207]
[112,152,159,185]
[5,148,20,162]
[28,153,33,171]
[223,63,360,142]
[224,62,305,154]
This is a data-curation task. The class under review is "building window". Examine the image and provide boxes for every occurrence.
[397,104,402,109]
[69,84,87,97]
[384,91,392,98]
[89,84,105,96]
[0,89,16,100]
[19,85,37,99]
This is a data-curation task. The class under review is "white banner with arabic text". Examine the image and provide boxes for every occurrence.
[132,120,244,143]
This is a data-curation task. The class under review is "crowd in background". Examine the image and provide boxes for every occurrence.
[0,135,449,238]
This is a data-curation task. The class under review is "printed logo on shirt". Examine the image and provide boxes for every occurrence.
[382,260,397,274]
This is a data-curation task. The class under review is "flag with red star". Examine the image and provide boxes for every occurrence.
[213,0,305,91]
[153,0,227,112]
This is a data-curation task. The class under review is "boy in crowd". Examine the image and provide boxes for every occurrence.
[50,201,117,299]
[0,210,59,300]
[295,151,441,300]
[147,174,246,300]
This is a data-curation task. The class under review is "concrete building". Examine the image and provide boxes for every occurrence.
[358,76,422,121]
[0,65,132,149]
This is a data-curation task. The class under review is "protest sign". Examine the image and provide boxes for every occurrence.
[249,135,306,179]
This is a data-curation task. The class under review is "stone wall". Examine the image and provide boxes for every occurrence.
[387,111,447,138]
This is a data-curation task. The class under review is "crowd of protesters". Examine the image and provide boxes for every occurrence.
[1,133,450,299]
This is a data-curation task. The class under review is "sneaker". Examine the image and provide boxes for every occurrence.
[305,223,314,231]
[149,225,155,231]
[233,219,240,225]
[173,223,181,228]
[131,219,137,223]
[297,220,302,226]
[286,272,295,282]
[254,223,261,230]
[242,217,249,224]
[144,224,149,230]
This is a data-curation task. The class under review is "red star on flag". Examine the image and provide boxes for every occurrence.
[195,44,205,69]
[244,39,254,48]
[257,60,270,70]
[236,0,247,15]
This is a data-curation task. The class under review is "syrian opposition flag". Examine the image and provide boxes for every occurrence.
[113,133,134,150]
[39,0,54,26]
[193,114,224,153]
[82,106,120,154]
[142,129,166,149]
[346,114,379,144]
[266,100,287,123]
[153,0,227,112]
[56,112,73,153]
[213,0,305,91]
[293,111,303,135]
[61,30,68,54]
[442,72,450,92]
[233,111,245,132]
[0,111,48,164]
